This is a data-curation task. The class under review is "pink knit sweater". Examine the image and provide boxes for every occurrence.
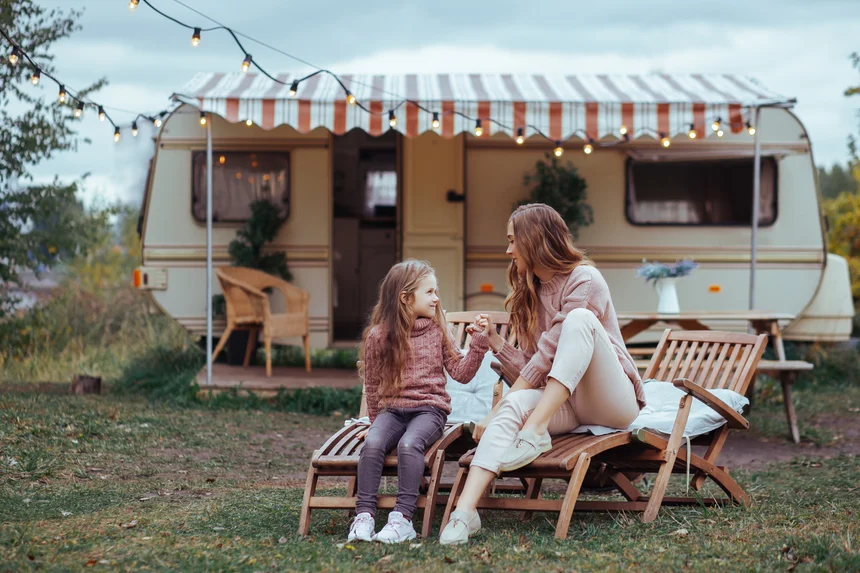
[495,265,646,409]
[363,318,490,422]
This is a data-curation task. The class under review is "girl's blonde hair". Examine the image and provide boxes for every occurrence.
[505,203,592,352]
[359,259,457,399]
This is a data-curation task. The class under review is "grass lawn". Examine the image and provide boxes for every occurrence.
[2,385,859,572]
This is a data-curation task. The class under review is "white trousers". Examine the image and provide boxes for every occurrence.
[471,308,640,474]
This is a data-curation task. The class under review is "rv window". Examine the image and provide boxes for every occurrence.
[191,151,290,222]
[626,157,776,226]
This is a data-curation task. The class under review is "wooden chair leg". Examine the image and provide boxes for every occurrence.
[210,325,233,363]
[303,334,311,373]
[520,478,543,522]
[345,477,358,519]
[781,372,800,444]
[643,395,692,523]
[554,452,591,540]
[441,466,467,530]
[264,336,272,378]
[298,462,319,537]
[243,327,257,367]
[421,450,446,538]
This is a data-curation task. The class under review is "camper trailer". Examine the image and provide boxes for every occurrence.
[136,73,853,350]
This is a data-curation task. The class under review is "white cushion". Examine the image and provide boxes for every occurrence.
[445,350,506,423]
[573,379,749,438]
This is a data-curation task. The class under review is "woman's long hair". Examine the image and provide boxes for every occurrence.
[359,259,457,400]
[505,203,592,352]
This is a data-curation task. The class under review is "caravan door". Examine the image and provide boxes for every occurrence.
[402,134,465,313]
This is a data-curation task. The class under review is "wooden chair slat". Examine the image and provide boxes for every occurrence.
[686,342,709,384]
[718,343,744,388]
[705,342,732,389]
[666,340,689,380]
[656,340,678,379]
[730,344,754,390]
[678,341,700,379]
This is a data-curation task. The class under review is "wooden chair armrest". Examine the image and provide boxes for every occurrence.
[672,378,749,429]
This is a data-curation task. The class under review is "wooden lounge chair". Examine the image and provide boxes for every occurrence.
[210,266,311,376]
[442,328,768,539]
[298,311,515,538]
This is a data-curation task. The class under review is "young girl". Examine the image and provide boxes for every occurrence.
[349,259,490,544]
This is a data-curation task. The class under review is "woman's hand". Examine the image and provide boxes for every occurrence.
[475,314,504,353]
[472,411,494,442]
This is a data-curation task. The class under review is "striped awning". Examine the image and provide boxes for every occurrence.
[176,73,789,140]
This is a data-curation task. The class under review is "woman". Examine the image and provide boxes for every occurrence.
[439,203,646,545]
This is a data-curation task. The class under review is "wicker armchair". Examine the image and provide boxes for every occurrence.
[211,267,311,375]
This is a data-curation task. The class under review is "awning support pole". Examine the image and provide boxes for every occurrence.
[205,114,213,387]
[749,106,762,312]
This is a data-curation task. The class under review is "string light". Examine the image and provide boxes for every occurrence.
[711,117,721,132]
[746,121,756,136]
[74,101,84,118]
[57,85,66,103]
[516,127,525,145]
[431,112,440,130]
[30,69,40,85]
[688,123,697,139]
[553,141,563,157]
[345,90,356,105]
[583,138,594,155]
[660,132,671,148]
[619,124,628,136]
[241,54,252,72]
[191,27,201,47]
[114,127,121,142]
[8,46,19,65]
[131,121,139,137]
[388,110,397,128]
[289,80,298,97]
[717,128,725,138]
[98,106,106,121]
[199,111,207,126]
[128,0,139,11]
[474,119,483,137]
[245,118,253,126]
[153,116,162,128]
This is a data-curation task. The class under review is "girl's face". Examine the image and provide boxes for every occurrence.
[408,274,440,319]
[506,221,528,276]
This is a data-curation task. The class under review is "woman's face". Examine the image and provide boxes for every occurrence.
[506,221,528,276]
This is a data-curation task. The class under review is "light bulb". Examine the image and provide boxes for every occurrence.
[688,123,697,139]
[30,70,40,85]
[58,85,66,103]
[711,118,721,132]
[241,54,252,72]
[431,112,440,129]
[245,119,253,126]
[199,111,207,126]
[474,119,483,137]
[289,80,299,97]
[619,124,628,136]
[132,122,139,137]
[717,129,725,138]
[660,132,671,148]
[8,47,20,66]
[515,128,525,145]
[345,90,356,105]
[388,110,397,128]
[553,142,563,157]
[583,142,593,155]
[74,101,84,118]
[153,116,162,128]
[219,155,226,165]
[746,121,756,136]
[128,0,139,10]
[98,106,106,121]
[191,28,201,47]
[114,127,121,142]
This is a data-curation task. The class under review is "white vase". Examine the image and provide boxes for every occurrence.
[655,278,680,314]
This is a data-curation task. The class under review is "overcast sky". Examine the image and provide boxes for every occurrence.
[18,0,860,206]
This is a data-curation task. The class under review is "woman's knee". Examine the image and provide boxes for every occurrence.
[499,388,543,416]
[561,308,597,333]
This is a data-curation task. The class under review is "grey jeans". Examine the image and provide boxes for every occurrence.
[355,406,446,519]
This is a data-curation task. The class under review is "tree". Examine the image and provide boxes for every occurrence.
[0,1,107,317]
[517,153,593,239]
[818,163,859,199]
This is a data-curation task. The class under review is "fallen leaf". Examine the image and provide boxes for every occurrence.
[85,559,98,567]
[205,477,216,483]
[444,556,455,564]
[121,520,138,529]
[345,544,355,551]
[22,498,31,504]
[212,526,225,531]
[336,543,345,549]
[409,543,423,550]
[278,537,288,544]
[377,555,394,564]
[61,511,72,517]
[671,528,689,537]
[138,496,157,502]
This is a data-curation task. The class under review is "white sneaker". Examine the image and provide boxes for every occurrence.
[439,510,481,545]
[498,429,552,472]
[347,512,375,542]
[373,511,417,544]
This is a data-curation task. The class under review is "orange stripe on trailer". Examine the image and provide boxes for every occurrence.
[442,101,455,138]
[657,103,670,136]
[225,99,239,122]
[693,102,706,135]
[729,103,743,133]
[621,102,634,133]
[585,102,598,139]
[549,102,562,140]
[132,269,142,288]
[262,100,275,129]
[406,101,419,137]
[513,101,527,132]
[478,101,491,136]
[369,101,383,135]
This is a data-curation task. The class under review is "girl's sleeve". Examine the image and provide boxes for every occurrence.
[443,330,490,383]
[363,331,382,422]
[518,278,594,387]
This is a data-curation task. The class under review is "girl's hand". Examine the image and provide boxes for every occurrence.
[477,314,504,353]
[355,428,369,440]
